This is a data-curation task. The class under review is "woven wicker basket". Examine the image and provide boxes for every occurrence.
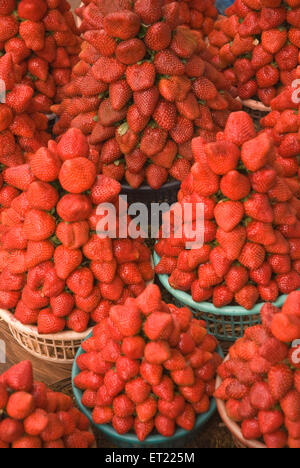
[240,99,271,127]
[0,308,92,364]
[215,359,267,449]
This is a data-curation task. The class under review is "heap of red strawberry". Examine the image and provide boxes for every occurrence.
[0,0,80,115]
[215,291,300,449]
[76,0,219,39]
[74,284,221,441]
[52,0,241,190]
[155,110,300,310]
[0,360,95,448]
[207,0,300,107]
[0,52,52,165]
[261,86,300,191]
[0,127,154,334]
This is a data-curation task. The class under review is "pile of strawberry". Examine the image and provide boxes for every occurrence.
[0,0,81,115]
[74,284,221,441]
[155,110,300,310]
[207,0,300,107]
[0,360,95,448]
[0,52,52,165]
[52,0,241,190]
[260,85,300,188]
[215,291,300,449]
[0,127,154,334]
[76,0,219,38]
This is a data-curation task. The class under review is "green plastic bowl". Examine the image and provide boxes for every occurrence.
[72,333,223,448]
[154,251,290,342]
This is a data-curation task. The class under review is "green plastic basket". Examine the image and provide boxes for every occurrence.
[72,333,223,449]
[154,251,289,342]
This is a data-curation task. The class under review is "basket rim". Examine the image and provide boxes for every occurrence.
[121,179,181,193]
[72,332,223,446]
[239,98,271,113]
[154,251,291,316]
[0,308,93,341]
[215,356,267,449]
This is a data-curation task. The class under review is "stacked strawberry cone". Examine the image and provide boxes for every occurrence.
[260,86,300,199]
[207,0,300,107]
[155,110,300,310]
[0,53,52,165]
[0,0,81,114]
[52,0,241,190]
[76,0,218,39]
[0,360,95,448]
[74,284,221,441]
[215,291,300,449]
[0,128,154,334]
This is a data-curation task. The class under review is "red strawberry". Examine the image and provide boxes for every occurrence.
[214,201,244,233]
[38,309,66,334]
[134,0,162,24]
[125,377,151,404]
[23,209,55,242]
[0,361,33,392]
[155,414,175,437]
[6,391,34,420]
[134,418,155,442]
[104,11,141,40]
[268,364,294,401]
[0,418,24,444]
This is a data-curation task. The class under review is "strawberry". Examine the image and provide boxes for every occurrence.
[224,111,256,146]
[1,361,33,392]
[6,391,34,420]
[12,435,42,449]
[50,293,75,318]
[0,15,18,42]
[116,356,139,382]
[264,431,288,449]
[92,56,126,84]
[26,182,58,212]
[125,377,151,405]
[214,201,244,232]
[145,164,168,190]
[155,414,175,437]
[268,364,294,401]
[23,209,56,242]
[92,407,113,425]
[104,11,141,40]
[145,22,172,51]
[24,409,49,437]
[67,268,94,298]
[115,38,146,65]
[136,397,157,423]
[250,382,276,411]
[0,418,24,444]
[30,147,61,182]
[126,62,156,92]
[59,158,96,194]
[220,170,251,201]
[154,50,185,76]
[112,416,134,435]
[216,226,247,261]
[241,419,262,441]
[281,390,300,422]
[239,243,266,270]
[109,301,142,337]
[38,309,66,334]
[113,394,135,418]
[134,418,155,442]
[134,0,162,25]
[3,164,35,192]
